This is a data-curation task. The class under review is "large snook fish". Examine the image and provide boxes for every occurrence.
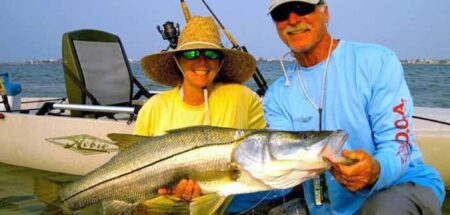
[56,126,348,214]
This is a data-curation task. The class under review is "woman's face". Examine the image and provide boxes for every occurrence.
[177,50,222,90]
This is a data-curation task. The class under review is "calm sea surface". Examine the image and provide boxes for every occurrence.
[1,62,449,108]
[0,62,449,214]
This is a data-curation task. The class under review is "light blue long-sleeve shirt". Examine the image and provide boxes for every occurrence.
[263,40,444,215]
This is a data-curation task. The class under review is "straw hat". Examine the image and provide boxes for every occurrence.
[141,16,256,87]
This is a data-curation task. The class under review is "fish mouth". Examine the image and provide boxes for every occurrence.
[332,130,348,150]
[319,130,348,158]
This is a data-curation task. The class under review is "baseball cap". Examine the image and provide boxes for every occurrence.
[269,0,321,13]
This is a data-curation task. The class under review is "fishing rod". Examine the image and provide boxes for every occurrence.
[180,0,191,22]
[200,0,268,96]
[413,115,450,126]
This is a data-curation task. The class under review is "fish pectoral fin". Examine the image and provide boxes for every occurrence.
[102,200,138,215]
[190,194,232,215]
[189,170,240,183]
[107,133,148,150]
[138,195,189,214]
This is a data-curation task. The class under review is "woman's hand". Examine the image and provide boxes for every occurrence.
[158,178,202,201]
[330,149,380,192]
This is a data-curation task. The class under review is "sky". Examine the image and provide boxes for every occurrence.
[1,0,450,63]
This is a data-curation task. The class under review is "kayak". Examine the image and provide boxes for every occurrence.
[0,102,449,188]
[0,101,134,175]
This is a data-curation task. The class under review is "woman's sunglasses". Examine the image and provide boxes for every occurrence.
[179,50,222,60]
[270,2,317,22]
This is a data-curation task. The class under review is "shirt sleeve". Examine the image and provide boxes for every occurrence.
[134,98,155,136]
[366,50,415,192]
[263,80,294,130]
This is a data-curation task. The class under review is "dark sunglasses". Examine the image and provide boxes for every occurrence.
[270,2,317,22]
[179,50,222,60]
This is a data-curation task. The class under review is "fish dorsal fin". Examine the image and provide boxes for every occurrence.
[190,193,231,215]
[101,200,137,215]
[107,133,148,150]
[165,126,261,146]
[165,125,221,134]
[139,195,189,214]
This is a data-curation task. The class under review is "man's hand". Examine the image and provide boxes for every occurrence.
[157,178,201,201]
[330,149,380,192]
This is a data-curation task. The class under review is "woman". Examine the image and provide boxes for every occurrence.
[136,16,265,213]
[136,16,264,136]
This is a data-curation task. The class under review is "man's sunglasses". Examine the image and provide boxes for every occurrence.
[270,2,317,22]
[179,50,222,60]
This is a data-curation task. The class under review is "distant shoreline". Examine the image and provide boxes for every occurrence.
[1,59,450,65]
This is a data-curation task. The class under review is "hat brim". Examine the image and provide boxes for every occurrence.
[269,0,320,12]
[141,46,256,87]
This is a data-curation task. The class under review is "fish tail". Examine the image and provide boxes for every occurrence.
[34,177,72,214]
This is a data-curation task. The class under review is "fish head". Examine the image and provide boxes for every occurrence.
[233,130,348,189]
[268,130,348,161]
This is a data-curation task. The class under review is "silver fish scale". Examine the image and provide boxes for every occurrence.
[60,126,255,210]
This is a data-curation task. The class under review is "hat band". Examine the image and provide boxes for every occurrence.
[178,41,222,50]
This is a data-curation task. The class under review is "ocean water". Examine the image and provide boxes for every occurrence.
[0,62,449,108]
[0,163,81,215]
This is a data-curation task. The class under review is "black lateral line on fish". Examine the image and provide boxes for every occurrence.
[61,133,256,203]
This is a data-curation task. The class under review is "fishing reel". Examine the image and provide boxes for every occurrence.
[157,21,180,51]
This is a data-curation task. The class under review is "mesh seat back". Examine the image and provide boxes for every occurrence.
[62,29,133,117]
[73,40,131,105]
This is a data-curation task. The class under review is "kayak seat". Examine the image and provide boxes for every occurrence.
[62,29,151,117]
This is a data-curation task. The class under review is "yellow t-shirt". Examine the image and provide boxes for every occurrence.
[134,83,265,136]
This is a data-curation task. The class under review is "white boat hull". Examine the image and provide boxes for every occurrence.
[0,106,449,188]
[0,112,133,175]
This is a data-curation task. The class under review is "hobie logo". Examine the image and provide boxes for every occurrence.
[46,135,118,155]
[393,99,410,166]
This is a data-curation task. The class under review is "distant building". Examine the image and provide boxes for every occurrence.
[24,58,62,64]
[257,57,295,63]
[400,59,450,65]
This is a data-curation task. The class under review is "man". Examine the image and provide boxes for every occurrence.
[263,0,445,214]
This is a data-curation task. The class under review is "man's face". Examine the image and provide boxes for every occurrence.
[274,3,329,53]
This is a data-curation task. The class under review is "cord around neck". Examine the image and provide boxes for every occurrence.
[296,37,334,131]
[178,85,210,126]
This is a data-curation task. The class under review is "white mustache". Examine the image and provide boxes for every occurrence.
[284,23,311,35]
